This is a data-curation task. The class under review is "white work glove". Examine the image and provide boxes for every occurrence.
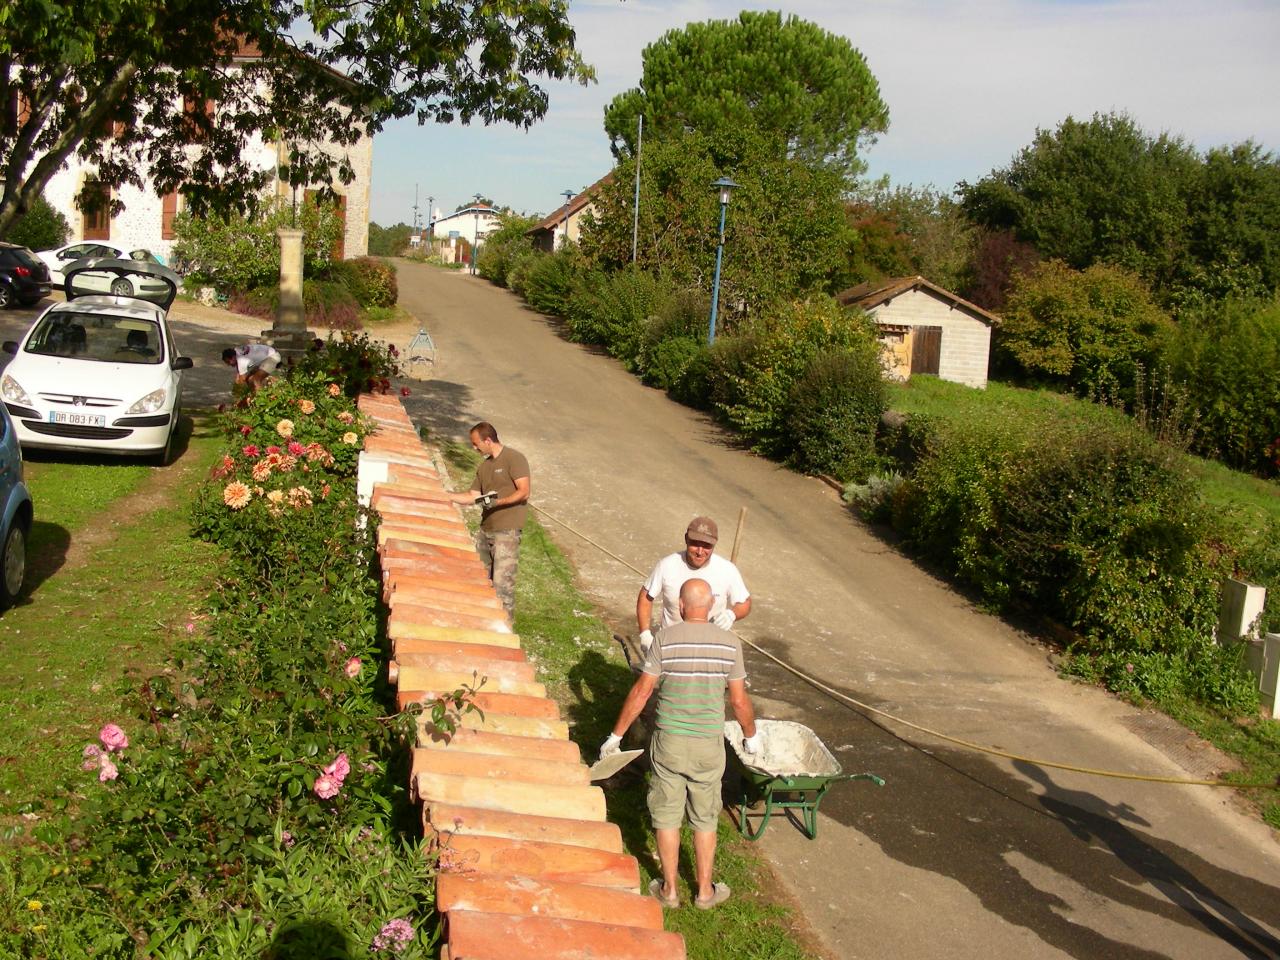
[638,629,654,650]
[599,733,622,762]
[742,731,762,755]
[713,609,737,630]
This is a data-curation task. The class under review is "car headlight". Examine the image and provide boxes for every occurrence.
[1,374,32,406]
[126,388,167,414]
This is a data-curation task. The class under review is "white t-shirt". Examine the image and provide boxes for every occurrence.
[235,343,281,376]
[642,552,750,628]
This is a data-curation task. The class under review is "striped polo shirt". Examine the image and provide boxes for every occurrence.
[641,620,746,739]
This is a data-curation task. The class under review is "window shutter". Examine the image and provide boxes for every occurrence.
[161,191,180,240]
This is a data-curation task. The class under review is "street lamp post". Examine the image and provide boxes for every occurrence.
[559,189,575,249]
[471,192,483,275]
[708,176,739,345]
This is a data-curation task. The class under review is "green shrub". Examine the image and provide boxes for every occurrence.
[4,195,69,250]
[292,331,403,398]
[998,260,1171,397]
[643,336,704,392]
[669,341,715,408]
[524,248,584,316]
[304,280,362,329]
[476,214,540,286]
[564,267,663,368]
[787,345,886,481]
[332,257,398,308]
[843,470,905,524]
[172,196,343,292]
[505,248,542,299]
[1161,296,1280,473]
[710,297,881,458]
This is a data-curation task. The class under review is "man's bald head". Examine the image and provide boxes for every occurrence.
[678,578,713,621]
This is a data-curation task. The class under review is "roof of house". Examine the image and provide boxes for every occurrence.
[434,205,499,224]
[526,173,614,236]
[836,275,1000,326]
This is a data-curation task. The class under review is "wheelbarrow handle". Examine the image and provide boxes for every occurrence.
[832,772,886,787]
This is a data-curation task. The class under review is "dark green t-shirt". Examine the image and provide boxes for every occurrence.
[471,445,530,532]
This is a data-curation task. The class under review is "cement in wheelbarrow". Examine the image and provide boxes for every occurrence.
[725,719,883,840]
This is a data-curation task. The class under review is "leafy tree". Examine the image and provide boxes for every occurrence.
[603,11,888,181]
[0,0,590,236]
[963,228,1040,312]
[959,113,1198,292]
[582,129,851,316]
[2,193,68,250]
[840,182,976,291]
[998,260,1171,396]
[367,222,413,257]
[1174,141,1280,307]
[1161,297,1280,473]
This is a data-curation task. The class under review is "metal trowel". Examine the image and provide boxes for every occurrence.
[589,749,643,781]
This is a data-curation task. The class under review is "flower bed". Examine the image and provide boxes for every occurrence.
[1,342,437,958]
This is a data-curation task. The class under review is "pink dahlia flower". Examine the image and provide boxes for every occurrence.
[99,723,128,752]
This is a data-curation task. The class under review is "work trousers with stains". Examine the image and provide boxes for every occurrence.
[475,529,522,617]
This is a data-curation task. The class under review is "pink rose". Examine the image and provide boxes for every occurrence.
[324,753,351,783]
[314,773,341,799]
[98,757,119,782]
[344,657,361,678]
[99,723,128,752]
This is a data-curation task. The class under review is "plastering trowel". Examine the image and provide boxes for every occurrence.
[589,748,643,781]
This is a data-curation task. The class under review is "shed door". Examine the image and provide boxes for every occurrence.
[911,326,941,375]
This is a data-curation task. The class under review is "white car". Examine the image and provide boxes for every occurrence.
[1,259,192,464]
[36,242,169,298]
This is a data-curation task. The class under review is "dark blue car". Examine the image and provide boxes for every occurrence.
[0,402,32,606]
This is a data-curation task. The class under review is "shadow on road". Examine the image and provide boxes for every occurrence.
[402,380,475,443]
[756,653,1280,960]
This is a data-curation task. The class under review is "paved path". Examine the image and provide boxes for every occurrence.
[393,261,1279,960]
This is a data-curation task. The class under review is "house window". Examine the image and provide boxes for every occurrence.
[80,179,111,241]
[161,189,181,240]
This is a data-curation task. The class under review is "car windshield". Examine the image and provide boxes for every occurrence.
[24,313,163,365]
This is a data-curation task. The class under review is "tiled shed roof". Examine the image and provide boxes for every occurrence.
[836,275,1000,327]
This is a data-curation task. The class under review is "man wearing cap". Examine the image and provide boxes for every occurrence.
[636,516,751,650]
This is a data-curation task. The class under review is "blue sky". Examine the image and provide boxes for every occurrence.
[367,0,1280,226]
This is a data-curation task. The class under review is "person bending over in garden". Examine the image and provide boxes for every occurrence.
[601,577,759,910]
[445,421,531,617]
[222,342,282,394]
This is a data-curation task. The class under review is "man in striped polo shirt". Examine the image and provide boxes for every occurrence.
[600,578,760,910]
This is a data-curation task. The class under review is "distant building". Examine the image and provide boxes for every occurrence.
[837,276,996,388]
[526,174,612,252]
[431,204,500,247]
[34,39,372,263]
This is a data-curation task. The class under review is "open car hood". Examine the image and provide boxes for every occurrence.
[64,258,180,311]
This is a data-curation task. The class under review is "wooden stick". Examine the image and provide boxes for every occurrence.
[730,506,747,564]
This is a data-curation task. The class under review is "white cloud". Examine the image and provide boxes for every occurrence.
[369,0,1280,224]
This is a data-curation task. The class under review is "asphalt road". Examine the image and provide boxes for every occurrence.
[392,261,1280,960]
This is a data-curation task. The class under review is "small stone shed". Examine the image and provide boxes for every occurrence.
[837,276,996,388]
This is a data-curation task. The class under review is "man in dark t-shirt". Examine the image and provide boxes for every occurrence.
[447,421,530,615]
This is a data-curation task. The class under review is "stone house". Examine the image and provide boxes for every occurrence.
[837,276,996,388]
[525,174,612,252]
[36,41,372,263]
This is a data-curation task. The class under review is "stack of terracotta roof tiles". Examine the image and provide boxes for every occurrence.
[357,393,686,960]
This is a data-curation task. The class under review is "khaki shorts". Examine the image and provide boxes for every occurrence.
[647,729,725,833]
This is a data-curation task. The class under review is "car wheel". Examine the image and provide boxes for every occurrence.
[18,296,42,308]
[153,413,181,466]
[0,521,27,607]
[110,278,134,297]
[0,285,12,310]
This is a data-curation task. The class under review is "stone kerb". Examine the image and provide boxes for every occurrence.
[355,394,686,960]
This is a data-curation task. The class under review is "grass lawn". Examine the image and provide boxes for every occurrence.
[0,415,225,823]
[437,439,819,960]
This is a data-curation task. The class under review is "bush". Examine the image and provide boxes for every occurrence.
[524,248,584,316]
[331,257,399,308]
[843,469,905,524]
[1161,296,1280,473]
[643,336,704,392]
[505,247,542,299]
[476,214,539,287]
[4,195,69,250]
[292,330,403,398]
[709,297,881,459]
[172,195,343,292]
[998,260,1171,397]
[565,268,667,369]
[787,346,886,481]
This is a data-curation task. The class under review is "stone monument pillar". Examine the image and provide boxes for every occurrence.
[264,227,314,359]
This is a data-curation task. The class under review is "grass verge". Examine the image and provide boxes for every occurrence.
[437,438,818,960]
[0,417,225,819]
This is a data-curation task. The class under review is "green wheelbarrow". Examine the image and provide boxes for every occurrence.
[725,720,884,841]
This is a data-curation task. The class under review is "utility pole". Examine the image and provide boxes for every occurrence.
[631,114,643,264]
[412,184,420,243]
[426,195,435,238]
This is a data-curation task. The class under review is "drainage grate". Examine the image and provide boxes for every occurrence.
[1118,712,1240,780]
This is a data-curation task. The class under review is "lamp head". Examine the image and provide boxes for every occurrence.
[712,176,740,206]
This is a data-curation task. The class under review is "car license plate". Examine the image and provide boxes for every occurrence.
[50,411,106,428]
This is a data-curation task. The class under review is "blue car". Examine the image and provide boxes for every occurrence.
[0,402,32,606]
